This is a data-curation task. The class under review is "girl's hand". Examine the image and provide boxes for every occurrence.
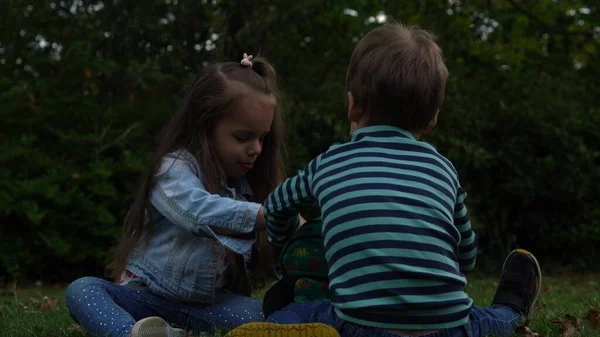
[255,207,266,231]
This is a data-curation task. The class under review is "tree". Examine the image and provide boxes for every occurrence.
[0,0,598,281]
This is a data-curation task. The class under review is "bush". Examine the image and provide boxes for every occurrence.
[1,0,598,281]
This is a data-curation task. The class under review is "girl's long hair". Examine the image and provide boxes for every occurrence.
[107,57,286,288]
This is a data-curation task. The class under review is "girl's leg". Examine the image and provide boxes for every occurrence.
[65,277,184,337]
[66,277,135,337]
[177,290,264,333]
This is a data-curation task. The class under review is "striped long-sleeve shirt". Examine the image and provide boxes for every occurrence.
[264,125,477,330]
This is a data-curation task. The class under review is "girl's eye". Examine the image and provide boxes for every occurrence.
[234,135,247,142]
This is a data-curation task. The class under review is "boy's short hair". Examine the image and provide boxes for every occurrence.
[345,23,449,131]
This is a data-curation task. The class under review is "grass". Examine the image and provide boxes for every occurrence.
[1,274,599,337]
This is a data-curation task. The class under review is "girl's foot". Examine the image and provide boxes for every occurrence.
[130,316,185,337]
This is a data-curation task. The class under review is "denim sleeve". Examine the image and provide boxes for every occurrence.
[149,153,261,235]
[455,186,477,272]
[264,154,321,247]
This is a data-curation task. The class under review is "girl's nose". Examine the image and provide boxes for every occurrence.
[247,139,262,157]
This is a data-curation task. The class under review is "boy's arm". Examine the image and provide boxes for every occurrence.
[264,156,320,247]
[455,186,477,272]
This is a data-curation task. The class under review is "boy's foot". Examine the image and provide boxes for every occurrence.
[130,316,185,337]
[492,249,542,318]
[225,322,340,337]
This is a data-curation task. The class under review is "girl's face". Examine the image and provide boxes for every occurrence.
[213,94,275,179]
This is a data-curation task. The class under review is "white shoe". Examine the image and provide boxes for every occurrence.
[130,316,185,337]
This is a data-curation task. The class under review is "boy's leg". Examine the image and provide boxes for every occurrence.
[466,305,523,336]
[262,279,295,318]
[65,277,184,337]
[469,249,541,336]
[266,300,322,324]
[491,249,542,318]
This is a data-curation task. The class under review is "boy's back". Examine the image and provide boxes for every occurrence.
[240,23,541,337]
[266,124,476,330]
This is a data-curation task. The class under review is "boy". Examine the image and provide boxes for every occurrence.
[228,22,541,337]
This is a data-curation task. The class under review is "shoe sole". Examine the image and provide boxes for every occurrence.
[130,316,185,337]
[224,322,340,337]
[504,249,542,315]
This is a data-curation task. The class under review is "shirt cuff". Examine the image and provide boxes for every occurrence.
[233,201,261,233]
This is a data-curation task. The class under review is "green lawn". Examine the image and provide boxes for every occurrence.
[1,274,599,337]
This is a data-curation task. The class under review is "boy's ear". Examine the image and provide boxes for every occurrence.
[347,91,361,123]
[423,110,439,134]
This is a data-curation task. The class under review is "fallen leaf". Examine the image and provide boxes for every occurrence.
[69,324,85,333]
[566,314,583,328]
[39,296,59,311]
[586,307,599,329]
[522,326,541,337]
[534,301,547,311]
[552,314,582,337]
[516,321,542,337]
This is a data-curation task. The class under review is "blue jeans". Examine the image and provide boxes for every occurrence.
[267,300,523,337]
[65,277,264,337]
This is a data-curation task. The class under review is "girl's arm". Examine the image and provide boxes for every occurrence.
[211,207,266,236]
[210,208,306,236]
[150,153,261,235]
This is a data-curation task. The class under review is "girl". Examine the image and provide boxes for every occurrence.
[65,54,288,337]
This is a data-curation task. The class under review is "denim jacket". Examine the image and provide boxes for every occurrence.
[125,150,261,303]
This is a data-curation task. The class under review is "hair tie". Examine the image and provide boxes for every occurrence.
[241,53,253,67]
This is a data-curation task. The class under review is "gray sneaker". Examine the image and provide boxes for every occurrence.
[130,316,185,337]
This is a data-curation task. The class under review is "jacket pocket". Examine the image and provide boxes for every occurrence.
[177,235,217,300]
